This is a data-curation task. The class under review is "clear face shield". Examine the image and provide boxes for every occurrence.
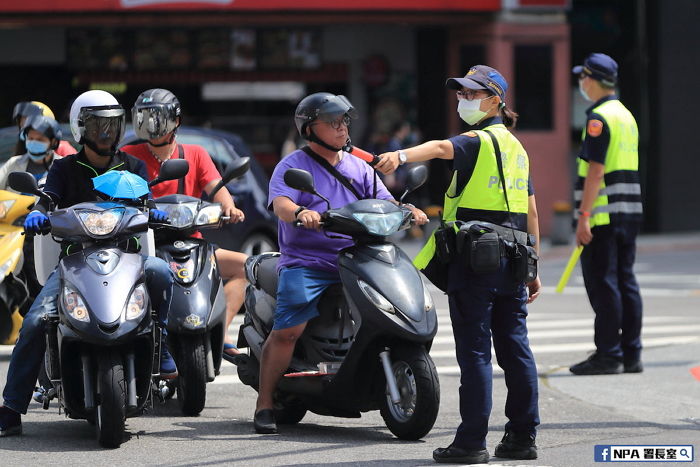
[133,105,179,141]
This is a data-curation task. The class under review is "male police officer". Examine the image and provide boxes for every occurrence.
[569,53,644,375]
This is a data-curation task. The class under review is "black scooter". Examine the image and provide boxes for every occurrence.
[234,165,440,440]
[151,157,250,415]
[8,159,188,448]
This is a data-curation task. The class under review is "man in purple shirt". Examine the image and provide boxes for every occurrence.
[253,92,427,434]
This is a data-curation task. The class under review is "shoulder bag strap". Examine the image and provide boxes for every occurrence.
[176,144,185,195]
[301,146,362,200]
[484,129,517,243]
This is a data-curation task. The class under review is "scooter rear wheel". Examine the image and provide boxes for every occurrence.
[379,344,440,440]
[274,397,307,425]
[96,350,127,448]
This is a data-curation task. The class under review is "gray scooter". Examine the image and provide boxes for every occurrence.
[9,160,188,448]
[152,157,250,415]
[234,165,440,440]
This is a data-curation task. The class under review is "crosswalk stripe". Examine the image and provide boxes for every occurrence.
[430,323,700,343]
[427,335,700,358]
[436,315,686,328]
[540,286,700,297]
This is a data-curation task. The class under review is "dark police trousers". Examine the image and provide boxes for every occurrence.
[447,257,539,450]
[580,223,643,362]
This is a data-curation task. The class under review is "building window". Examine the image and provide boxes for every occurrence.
[514,45,553,130]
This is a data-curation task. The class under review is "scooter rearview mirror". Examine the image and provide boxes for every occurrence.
[150,158,190,187]
[284,168,332,211]
[209,157,251,198]
[284,169,316,194]
[399,165,428,203]
[8,171,41,196]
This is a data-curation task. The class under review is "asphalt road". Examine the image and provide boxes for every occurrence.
[1,232,699,466]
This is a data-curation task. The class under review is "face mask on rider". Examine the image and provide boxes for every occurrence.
[26,140,50,158]
[457,96,495,125]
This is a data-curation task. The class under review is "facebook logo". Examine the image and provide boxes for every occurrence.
[595,445,612,462]
[595,444,694,462]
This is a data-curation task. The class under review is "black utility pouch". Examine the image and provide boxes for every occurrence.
[458,225,501,274]
[511,243,529,282]
[434,224,456,264]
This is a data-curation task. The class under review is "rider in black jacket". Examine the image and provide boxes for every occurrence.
[0,90,176,438]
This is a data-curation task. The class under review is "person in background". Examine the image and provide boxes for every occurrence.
[11,101,74,157]
[568,53,643,376]
[0,114,64,299]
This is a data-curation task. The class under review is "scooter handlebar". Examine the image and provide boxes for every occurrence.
[292,220,325,228]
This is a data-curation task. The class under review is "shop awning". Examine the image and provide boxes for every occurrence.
[1,0,504,13]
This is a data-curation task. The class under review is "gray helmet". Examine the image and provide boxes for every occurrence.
[132,88,181,141]
[294,92,357,139]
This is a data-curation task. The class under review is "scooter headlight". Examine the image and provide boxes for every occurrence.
[125,284,148,320]
[77,208,124,236]
[358,279,395,314]
[0,250,21,277]
[422,278,434,312]
[63,284,90,322]
[156,202,198,228]
[0,200,15,220]
[195,205,222,226]
[352,212,404,236]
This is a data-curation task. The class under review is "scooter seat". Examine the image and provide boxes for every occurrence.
[251,253,280,297]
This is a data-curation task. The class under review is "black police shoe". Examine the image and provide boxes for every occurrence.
[0,406,22,437]
[624,359,643,373]
[433,444,489,464]
[569,353,622,375]
[494,431,537,460]
[253,409,277,434]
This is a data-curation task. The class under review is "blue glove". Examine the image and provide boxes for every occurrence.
[149,208,169,223]
[24,210,50,234]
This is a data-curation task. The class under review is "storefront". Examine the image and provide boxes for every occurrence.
[0,0,571,235]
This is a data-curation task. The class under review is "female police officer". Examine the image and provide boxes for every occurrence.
[376,65,541,464]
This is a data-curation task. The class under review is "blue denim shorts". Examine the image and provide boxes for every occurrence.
[273,266,341,330]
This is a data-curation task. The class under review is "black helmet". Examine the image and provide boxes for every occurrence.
[20,114,63,150]
[132,88,181,142]
[294,93,357,139]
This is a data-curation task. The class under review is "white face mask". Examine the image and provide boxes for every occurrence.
[458,98,489,125]
[579,80,591,102]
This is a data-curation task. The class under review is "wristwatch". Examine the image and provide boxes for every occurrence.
[397,150,408,166]
[294,206,307,219]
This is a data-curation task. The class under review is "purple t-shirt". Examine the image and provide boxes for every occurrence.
[268,148,394,272]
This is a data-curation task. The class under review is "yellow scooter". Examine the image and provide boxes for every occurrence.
[0,189,34,344]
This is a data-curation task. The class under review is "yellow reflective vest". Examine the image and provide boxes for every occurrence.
[415,123,530,270]
[576,99,642,227]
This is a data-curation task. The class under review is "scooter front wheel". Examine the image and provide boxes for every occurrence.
[176,335,207,416]
[379,344,440,440]
[96,350,127,448]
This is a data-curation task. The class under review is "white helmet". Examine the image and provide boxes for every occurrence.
[69,90,125,155]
